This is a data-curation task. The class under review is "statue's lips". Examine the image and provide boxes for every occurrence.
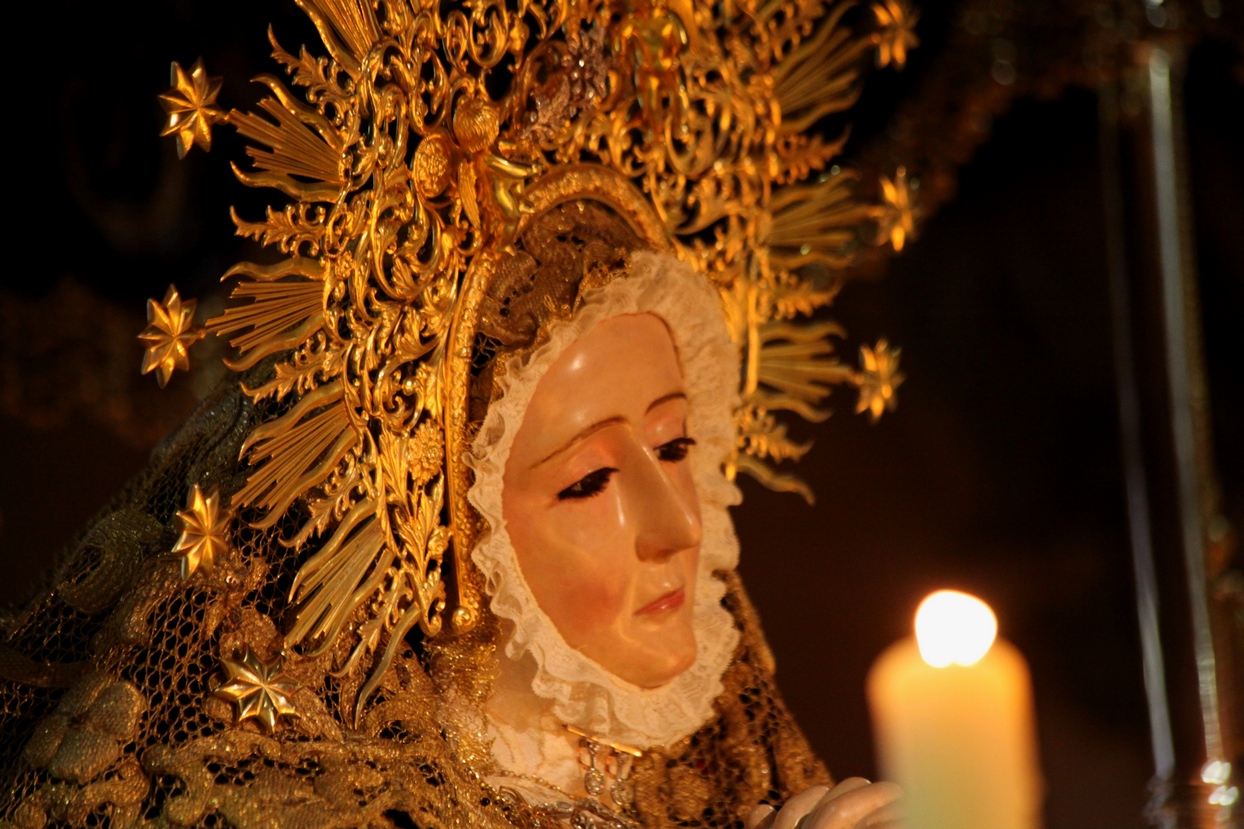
[635,588,685,616]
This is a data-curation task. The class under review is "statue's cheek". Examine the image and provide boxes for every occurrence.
[543,556,635,641]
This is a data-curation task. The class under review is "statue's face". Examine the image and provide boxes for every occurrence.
[503,313,702,688]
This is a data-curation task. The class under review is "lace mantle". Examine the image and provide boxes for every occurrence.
[464,251,743,750]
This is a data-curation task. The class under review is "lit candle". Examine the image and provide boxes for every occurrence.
[866,590,1043,829]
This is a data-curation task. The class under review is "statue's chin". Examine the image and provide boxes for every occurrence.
[579,627,699,690]
[634,647,698,690]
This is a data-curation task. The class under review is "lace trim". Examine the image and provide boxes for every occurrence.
[464,251,742,749]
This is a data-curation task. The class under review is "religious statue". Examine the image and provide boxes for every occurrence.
[0,0,916,826]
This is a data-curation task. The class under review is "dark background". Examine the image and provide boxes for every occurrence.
[1,2,1241,828]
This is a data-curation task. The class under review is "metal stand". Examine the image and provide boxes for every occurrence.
[1100,37,1240,828]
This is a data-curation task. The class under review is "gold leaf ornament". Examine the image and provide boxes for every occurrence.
[158,58,225,158]
[407,420,446,488]
[213,647,300,732]
[452,96,501,154]
[414,133,454,199]
[855,339,904,422]
[138,285,204,388]
[172,484,232,580]
[877,166,916,252]
[872,0,920,70]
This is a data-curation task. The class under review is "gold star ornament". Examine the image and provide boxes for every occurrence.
[872,0,920,70]
[214,647,300,732]
[173,484,231,580]
[139,285,204,388]
[856,339,904,422]
[877,166,916,252]
[159,58,224,158]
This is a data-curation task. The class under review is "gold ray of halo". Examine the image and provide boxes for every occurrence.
[772,2,869,136]
[231,77,346,186]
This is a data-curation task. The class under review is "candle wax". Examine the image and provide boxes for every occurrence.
[867,636,1043,829]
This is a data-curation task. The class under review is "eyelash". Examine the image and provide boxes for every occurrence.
[655,436,696,463]
[556,437,697,501]
[557,467,617,501]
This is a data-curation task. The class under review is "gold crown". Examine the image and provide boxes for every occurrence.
[149,0,915,711]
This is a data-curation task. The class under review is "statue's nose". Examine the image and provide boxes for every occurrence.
[626,444,701,562]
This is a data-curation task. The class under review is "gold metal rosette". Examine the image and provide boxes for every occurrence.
[160,0,913,713]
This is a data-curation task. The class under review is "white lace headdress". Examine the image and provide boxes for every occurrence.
[464,250,743,750]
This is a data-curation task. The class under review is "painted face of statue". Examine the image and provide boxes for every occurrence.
[502,312,702,689]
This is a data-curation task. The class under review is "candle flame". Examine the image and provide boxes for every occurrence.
[915,590,998,667]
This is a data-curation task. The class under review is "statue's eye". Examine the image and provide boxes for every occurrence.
[557,467,617,500]
[656,437,696,463]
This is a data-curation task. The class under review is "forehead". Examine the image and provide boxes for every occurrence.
[517,313,685,446]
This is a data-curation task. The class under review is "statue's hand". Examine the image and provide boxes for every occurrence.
[745,778,904,829]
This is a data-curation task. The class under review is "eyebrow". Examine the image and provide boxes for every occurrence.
[533,391,688,468]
